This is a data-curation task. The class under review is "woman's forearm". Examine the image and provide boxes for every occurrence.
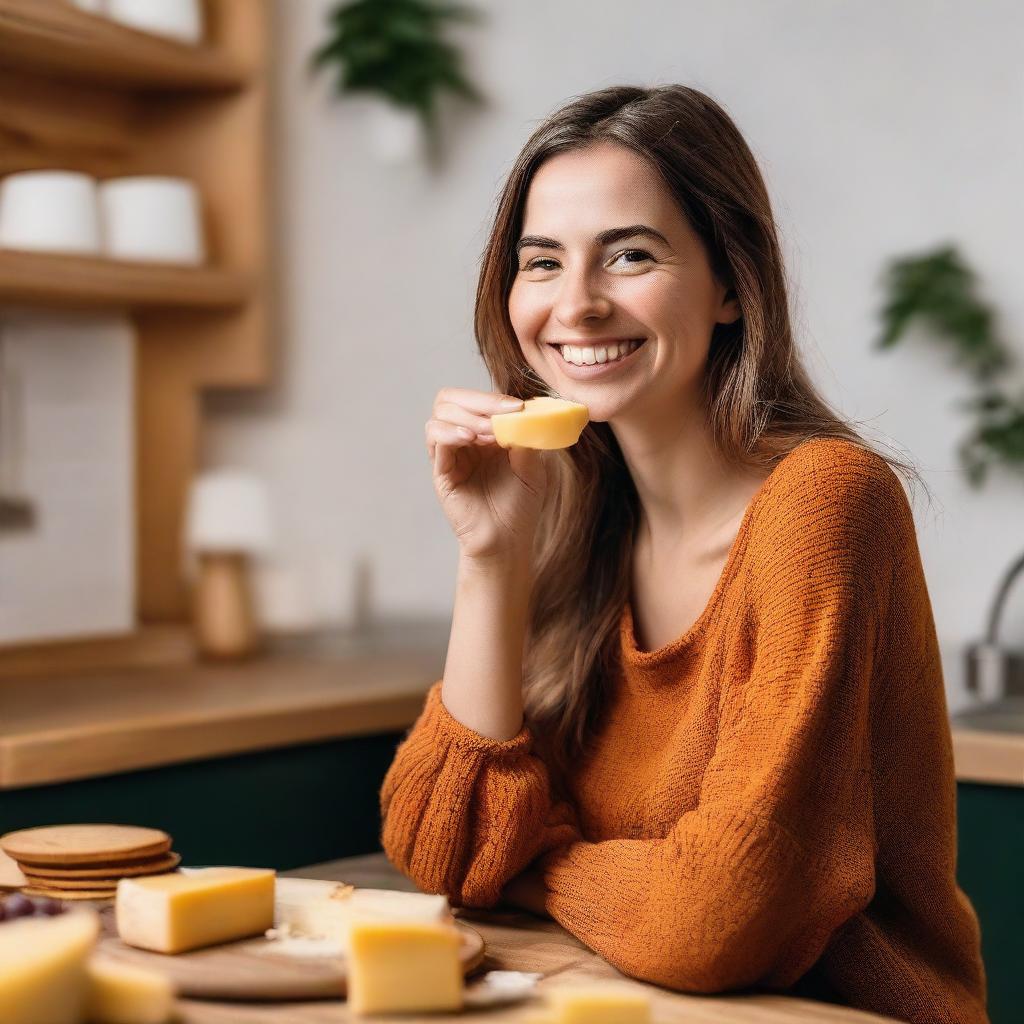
[441,552,533,741]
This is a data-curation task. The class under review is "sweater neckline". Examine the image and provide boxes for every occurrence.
[620,451,786,668]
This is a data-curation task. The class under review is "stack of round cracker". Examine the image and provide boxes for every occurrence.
[0,825,180,902]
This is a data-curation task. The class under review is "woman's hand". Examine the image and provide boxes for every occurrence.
[499,865,550,918]
[426,387,552,561]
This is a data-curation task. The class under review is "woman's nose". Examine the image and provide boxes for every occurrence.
[553,268,612,326]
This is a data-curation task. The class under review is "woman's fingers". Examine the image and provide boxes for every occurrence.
[425,390,519,470]
[433,401,498,438]
[432,387,523,418]
[425,418,475,460]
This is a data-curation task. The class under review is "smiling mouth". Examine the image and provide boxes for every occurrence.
[549,339,647,367]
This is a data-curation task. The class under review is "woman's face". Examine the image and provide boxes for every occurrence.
[508,141,739,425]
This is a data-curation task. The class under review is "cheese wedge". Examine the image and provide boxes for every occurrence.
[546,983,652,1023]
[116,867,275,954]
[490,397,589,449]
[347,920,463,1015]
[0,909,100,1024]
[87,959,175,1024]
[274,879,451,952]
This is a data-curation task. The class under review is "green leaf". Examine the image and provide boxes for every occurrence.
[874,243,1022,486]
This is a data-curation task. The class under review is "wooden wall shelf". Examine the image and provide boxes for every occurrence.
[0,0,248,92]
[0,0,273,652]
[0,250,250,311]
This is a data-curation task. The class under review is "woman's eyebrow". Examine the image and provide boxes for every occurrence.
[515,224,669,255]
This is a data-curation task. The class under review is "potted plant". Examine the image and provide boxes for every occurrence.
[310,0,486,165]
[875,243,1024,701]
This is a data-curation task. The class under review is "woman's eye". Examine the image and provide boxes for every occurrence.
[616,248,653,265]
[521,249,653,272]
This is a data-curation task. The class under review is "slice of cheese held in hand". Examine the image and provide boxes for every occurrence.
[491,397,589,449]
[87,959,175,1024]
[116,867,275,954]
[546,982,653,1023]
[0,909,100,1024]
[347,920,463,1015]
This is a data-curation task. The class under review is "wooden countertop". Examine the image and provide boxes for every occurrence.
[949,727,1024,787]
[169,852,903,1023]
[0,620,449,789]
[2,619,1022,789]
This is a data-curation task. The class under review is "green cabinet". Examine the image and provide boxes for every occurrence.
[0,732,405,870]
[955,781,1024,1024]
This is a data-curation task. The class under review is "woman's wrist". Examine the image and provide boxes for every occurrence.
[458,547,534,583]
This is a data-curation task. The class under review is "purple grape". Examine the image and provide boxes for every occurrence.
[4,894,33,918]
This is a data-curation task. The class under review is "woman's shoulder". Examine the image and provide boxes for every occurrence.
[754,436,908,522]
[744,436,915,575]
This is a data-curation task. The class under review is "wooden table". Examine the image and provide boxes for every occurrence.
[175,853,900,1023]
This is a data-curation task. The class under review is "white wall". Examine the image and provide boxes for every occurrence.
[204,0,1024,711]
[0,311,135,643]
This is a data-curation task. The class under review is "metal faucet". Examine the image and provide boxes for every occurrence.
[965,550,1024,702]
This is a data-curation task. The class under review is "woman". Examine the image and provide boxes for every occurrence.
[381,85,988,1024]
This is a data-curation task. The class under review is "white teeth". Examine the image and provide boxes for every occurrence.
[557,340,642,366]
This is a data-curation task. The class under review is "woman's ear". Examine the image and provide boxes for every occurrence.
[716,286,742,325]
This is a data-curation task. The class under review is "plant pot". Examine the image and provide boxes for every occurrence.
[366,102,426,165]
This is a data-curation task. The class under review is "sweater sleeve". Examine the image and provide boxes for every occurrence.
[536,447,908,994]
[379,678,582,908]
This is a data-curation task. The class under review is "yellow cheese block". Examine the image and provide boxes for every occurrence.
[546,982,652,1023]
[116,867,275,954]
[347,920,463,1015]
[86,959,175,1024]
[0,909,100,1024]
[490,397,589,450]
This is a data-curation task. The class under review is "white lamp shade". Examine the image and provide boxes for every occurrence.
[185,470,273,554]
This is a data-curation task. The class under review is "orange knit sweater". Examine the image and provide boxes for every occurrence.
[380,437,989,1024]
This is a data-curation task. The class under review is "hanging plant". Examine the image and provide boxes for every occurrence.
[875,244,1024,487]
[309,0,486,159]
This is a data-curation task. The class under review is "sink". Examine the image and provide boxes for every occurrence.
[951,697,1024,734]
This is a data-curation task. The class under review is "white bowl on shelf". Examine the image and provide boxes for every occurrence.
[99,175,205,264]
[0,170,102,255]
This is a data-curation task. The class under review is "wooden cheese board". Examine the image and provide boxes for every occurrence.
[93,879,486,1001]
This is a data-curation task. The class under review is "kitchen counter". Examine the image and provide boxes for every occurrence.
[2,618,1022,789]
[949,726,1024,787]
[172,852,903,1023]
[0,619,449,789]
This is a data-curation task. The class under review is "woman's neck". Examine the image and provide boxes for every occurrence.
[612,396,763,558]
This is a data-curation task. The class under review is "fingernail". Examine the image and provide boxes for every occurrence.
[499,398,523,409]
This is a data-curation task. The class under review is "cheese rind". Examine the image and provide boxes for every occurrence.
[87,958,175,1024]
[490,397,589,450]
[348,920,463,1015]
[0,909,100,1024]
[116,867,275,954]
[546,983,652,1023]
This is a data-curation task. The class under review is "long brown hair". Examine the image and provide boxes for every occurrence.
[473,84,926,785]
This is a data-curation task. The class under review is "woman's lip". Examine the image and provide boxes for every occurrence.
[549,338,648,381]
